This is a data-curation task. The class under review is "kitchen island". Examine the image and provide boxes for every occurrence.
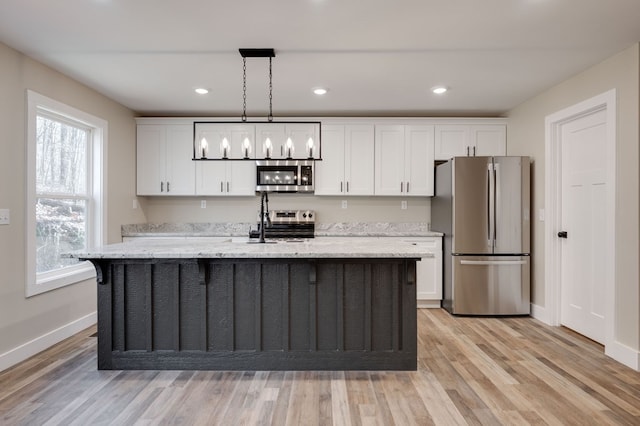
[73,238,433,371]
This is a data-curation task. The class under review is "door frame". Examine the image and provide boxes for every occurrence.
[544,89,616,349]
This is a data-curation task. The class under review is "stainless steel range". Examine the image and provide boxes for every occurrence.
[249,209,315,240]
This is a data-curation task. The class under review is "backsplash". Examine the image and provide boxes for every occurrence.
[137,194,431,225]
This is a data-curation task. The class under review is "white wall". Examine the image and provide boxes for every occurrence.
[0,42,145,368]
[507,44,640,352]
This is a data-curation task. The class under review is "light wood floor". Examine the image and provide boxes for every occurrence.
[1,309,639,425]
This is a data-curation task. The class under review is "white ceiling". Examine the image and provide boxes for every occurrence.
[1,0,639,117]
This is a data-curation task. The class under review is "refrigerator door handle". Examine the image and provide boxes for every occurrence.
[487,163,495,248]
[493,163,499,247]
[460,260,527,266]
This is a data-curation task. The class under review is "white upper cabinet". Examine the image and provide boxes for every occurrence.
[434,124,506,160]
[195,161,256,196]
[194,123,256,159]
[137,124,195,196]
[315,124,375,196]
[374,125,434,196]
[255,122,320,159]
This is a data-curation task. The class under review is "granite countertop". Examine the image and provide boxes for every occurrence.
[68,237,435,260]
[121,222,443,238]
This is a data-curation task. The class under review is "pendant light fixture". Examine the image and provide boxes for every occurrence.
[192,48,321,161]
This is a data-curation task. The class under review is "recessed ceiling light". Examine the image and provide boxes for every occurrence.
[313,87,328,95]
[432,86,448,95]
[195,88,209,95]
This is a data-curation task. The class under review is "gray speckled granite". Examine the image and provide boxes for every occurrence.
[122,222,442,238]
[69,237,435,259]
[314,222,442,237]
[122,222,254,237]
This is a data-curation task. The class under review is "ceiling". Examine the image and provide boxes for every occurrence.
[1,0,639,117]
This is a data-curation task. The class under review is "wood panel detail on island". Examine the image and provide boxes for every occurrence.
[90,257,417,371]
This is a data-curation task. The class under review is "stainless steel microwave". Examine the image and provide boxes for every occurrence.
[256,160,314,193]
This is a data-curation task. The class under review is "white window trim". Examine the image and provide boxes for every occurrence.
[26,90,108,297]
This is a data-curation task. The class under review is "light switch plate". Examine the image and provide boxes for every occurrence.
[0,209,10,225]
[341,200,347,209]
[401,201,407,210]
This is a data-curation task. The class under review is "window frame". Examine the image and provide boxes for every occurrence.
[26,90,107,297]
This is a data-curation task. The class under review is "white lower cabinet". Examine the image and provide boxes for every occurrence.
[403,237,443,308]
[195,161,256,196]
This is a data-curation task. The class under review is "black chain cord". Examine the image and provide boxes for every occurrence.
[268,56,273,122]
[242,57,247,122]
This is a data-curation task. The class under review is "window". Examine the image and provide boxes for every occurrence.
[26,91,106,297]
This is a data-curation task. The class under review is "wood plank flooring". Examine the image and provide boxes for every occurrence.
[1,308,639,425]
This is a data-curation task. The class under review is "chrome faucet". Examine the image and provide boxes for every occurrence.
[259,191,272,243]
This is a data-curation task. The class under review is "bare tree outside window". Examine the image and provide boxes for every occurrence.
[35,115,90,273]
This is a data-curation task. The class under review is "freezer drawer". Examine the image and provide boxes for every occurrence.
[450,255,530,315]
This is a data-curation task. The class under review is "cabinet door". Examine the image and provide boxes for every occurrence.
[286,123,319,159]
[404,125,434,196]
[255,124,286,158]
[164,125,195,195]
[412,238,443,304]
[137,125,166,195]
[471,125,506,156]
[345,125,375,195]
[227,123,256,159]
[315,125,346,195]
[195,162,227,195]
[194,123,255,159]
[434,125,470,160]
[227,162,257,196]
[374,125,405,195]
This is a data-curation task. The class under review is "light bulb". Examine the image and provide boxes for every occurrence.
[200,137,209,158]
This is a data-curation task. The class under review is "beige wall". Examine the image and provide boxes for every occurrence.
[507,44,640,350]
[139,195,430,225]
[0,42,145,358]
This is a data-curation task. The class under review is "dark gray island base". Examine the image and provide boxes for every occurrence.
[89,257,417,371]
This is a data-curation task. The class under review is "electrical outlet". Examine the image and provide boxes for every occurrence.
[0,209,10,225]
[341,200,348,209]
[538,208,545,222]
[401,201,407,210]
[201,200,207,209]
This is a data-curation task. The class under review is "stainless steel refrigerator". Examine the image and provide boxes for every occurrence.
[432,156,531,315]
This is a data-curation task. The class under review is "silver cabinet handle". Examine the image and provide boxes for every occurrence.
[227,182,230,192]
[161,182,164,192]
[473,146,476,156]
[340,182,343,193]
[280,146,283,156]
[466,146,470,156]
[400,182,404,193]
[220,182,223,193]
[406,182,410,193]
[167,182,170,192]
[346,182,349,193]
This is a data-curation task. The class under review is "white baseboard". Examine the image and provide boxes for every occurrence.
[417,300,441,309]
[0,311,97,373]
[606,340,640,371]
[530,303,552,325]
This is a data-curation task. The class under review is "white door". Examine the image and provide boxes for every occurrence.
[560,109,607,344]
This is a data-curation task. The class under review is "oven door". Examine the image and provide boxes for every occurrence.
[256,165,298,192]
